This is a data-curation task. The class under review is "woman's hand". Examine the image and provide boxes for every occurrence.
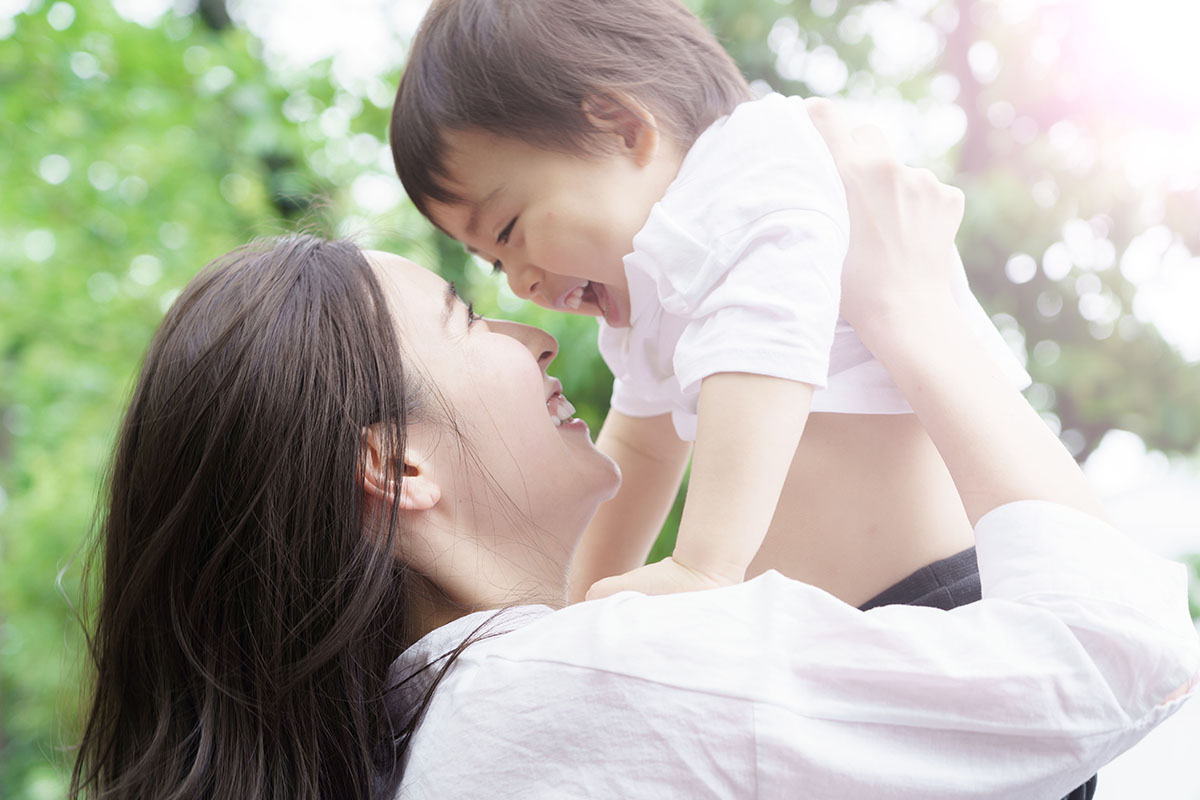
[806,99,965,346]
[809,98,1108,525]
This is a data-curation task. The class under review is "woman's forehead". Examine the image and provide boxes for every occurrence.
[364,250,439,283]
[365,250,445,299]
[362,251,478,353]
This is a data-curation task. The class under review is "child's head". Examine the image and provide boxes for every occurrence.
[390,0,750,327]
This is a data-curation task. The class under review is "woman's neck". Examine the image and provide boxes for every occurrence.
[405,524,573,640]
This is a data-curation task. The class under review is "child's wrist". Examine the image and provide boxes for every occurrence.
[668,549,747,587]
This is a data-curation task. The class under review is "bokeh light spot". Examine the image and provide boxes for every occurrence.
[1042,241,1072,281]
[1037,290,1064,318]
[69,51,101,80]
[46,1,74,30]
[87,161,118,191]
[24,229,56,262]
[112,0,172,28]
[1033,339,1062,366]
[1005,252,1037,284]
[86,272,119,303]
[38,154,70,184]
[129,254,162,286]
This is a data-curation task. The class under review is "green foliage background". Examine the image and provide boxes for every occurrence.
[1,0,1197,796]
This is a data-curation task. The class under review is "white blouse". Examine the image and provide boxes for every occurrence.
[393,501,1199,799]
[598,94,1029,441]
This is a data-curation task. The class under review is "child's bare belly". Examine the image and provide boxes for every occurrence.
[747,411,974,607]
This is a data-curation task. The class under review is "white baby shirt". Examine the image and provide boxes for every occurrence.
[598,94,1029,441]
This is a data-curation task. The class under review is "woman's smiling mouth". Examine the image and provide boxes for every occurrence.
[545,378,578,428]
[546,390,576,427]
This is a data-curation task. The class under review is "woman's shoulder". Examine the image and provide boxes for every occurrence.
[397,596,767,798]
[429,572,852,692]
[396,579,816,794]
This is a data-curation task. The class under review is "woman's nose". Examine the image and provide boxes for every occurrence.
[494,319,558,371]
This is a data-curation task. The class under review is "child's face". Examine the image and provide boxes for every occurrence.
[427,128,681,328]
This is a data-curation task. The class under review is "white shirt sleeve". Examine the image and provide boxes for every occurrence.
[671,207,846,394]
[608,374,676,419]
[627,94,851,396]
[399,502,1199,800]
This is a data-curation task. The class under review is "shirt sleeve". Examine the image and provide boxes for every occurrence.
[488,501,1199,799]
[624,93,851,396]
[670,208,848,395]
[608,374,675,419]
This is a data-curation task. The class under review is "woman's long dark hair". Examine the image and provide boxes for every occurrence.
[71,235,428,799]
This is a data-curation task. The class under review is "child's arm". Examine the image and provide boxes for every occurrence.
[586,373,812,599]
[567,410,692,603]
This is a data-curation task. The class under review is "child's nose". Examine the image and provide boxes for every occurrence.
[505,263,541,301]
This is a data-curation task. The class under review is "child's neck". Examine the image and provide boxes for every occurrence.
[648,138,688,204]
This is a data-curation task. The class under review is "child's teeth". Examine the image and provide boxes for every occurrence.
[564,286,583,310]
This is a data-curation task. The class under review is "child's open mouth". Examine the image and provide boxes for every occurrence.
[561,281,625,327]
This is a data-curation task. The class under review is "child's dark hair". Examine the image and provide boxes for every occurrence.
[390,0,751,219]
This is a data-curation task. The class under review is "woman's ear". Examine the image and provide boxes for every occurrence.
[360,424,442,512]
[582,92,660,167]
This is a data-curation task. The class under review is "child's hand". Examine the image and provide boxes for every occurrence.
[805,98,965,342]
[584,556,739,601]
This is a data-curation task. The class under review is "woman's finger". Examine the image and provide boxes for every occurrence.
[805,97,855,157]
[910,167,966,221]
[849,123,891,156]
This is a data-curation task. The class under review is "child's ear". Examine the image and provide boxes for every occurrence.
[582,92,659,167]
[360,424,442,512]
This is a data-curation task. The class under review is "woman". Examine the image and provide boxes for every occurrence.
[71,106,1197,799]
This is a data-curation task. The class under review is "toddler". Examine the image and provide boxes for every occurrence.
[389,0,1029,603]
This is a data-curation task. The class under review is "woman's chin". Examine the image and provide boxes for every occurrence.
[597,452,622,500]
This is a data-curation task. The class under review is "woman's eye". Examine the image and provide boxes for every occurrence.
[496,217,517,245]
[491,260,503,274]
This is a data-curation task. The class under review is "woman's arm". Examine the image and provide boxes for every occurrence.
[441,520,1197,799]
[805,99,1107,525]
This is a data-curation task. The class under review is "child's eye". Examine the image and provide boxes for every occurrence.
[491,260,503,274]
[496,217,517,246]
[467,301,483,326]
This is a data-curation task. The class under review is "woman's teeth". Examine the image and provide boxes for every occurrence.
[547,392,576,427]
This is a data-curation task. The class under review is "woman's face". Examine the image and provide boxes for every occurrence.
[367,252,620,544]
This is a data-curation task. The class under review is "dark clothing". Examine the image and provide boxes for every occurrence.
[858,546,982,611]
[859,547,1099,800]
